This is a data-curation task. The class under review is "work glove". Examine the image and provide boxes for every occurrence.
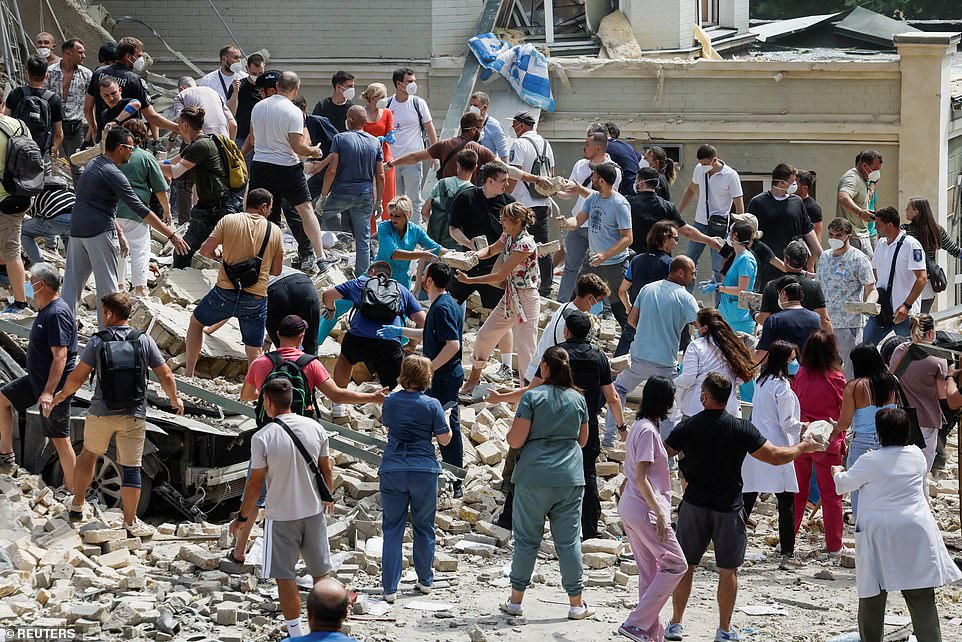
[699,280,718,293]
[377,325,404,339]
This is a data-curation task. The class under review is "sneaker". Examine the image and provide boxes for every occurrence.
[826,546,854,558]
[415,582,432,594]
[664,622,684,641]
[714,626,744,641]
[500,599,523,617]
[779,553,805,570]
[452,482,464,499]
[568,601,595,620]
[383,592,396,604]
[489,363,516,384]
[298,252,317,272]
[67,503,84,523]
[618,623,650,642]
[0,301,29,315]
[0,451,16,475]
[125,518,155,538]
[601,438,616,449]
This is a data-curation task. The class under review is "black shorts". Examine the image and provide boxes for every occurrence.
[341,332,404,389]
[1,375,71,439]
[675,499,748,569]
[447,262,504,309]
[250,161,312,216]
[267,273,321,355]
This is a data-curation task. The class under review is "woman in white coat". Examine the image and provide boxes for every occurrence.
[674,308,756,419]
[741,340,806,570]
[833,407,961,642]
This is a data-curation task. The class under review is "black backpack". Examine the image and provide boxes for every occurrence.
[254,352,318,426]
[0,117,44,203]
[11,88,54,153]
[95,328,147,410]
[518,136,551,198]
[357,274,403,322]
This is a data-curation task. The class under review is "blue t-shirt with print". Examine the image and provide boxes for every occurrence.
[380,390,449,474]
[584,190,631,266]
[335,276,421,340]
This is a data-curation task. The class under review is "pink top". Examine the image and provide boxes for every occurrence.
[622,418,672,513]
[245,347,331,393]
[792,366,845,422]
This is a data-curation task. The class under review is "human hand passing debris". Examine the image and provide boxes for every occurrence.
[371,387,390,403]
[170,396,185,415]
[170,233,189,255]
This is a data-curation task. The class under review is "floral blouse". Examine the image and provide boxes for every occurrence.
[500,231,539,322]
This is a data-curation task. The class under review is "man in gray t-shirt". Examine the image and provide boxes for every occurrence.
[50,292,183,536]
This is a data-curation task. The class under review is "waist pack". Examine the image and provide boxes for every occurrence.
[223,222,273,291]
[210,133,248,190]
[95,328,147,410]
[876,236,906,328]
[357,274,403,322]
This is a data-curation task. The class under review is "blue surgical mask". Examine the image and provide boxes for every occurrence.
[788,359,800,376]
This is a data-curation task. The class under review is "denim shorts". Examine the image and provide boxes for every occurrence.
[192,286,268,347]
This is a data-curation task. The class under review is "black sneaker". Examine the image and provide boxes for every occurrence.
[1,301,29,315]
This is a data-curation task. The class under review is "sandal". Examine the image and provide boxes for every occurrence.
[0,450,16,474]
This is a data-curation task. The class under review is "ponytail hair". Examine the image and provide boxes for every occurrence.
[647,146,676,186]
[910,313,935,343]
[541,346,576,390]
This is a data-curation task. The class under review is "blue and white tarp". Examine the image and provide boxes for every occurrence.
[468,33,555,113]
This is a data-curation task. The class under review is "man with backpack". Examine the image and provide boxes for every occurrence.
[185,188,284,377]
[321,261,425,421]
[385,68,437,224]
[507,111,555,297]
[230,314,388,565]
[3,55,64,163]
[50,292,184,536]
[423,148,476,249]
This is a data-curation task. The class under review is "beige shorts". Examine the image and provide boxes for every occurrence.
[83,414,146,466]
[0,214,22,261]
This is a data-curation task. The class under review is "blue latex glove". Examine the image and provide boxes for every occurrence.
[699,280,718,293]
[377,325,404,339]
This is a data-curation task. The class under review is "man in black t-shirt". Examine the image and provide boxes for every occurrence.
[796,170,823,239]
[749,163,822,290]
[312,71,355,133]
[627,167,721,254]
[3,55,64,157]
[756,241,830,330]
[664,374,822,641]
[233,53,264,150]
[447,161,515,308]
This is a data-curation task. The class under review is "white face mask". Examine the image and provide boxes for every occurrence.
[405,81,418,96]
[376,97,388,109]
[786,182,798,195]
[37,47,51,58]
[868,169,881,182]
[828,237,846,251]
[777,298,786,310]
[132,56,146,72]
[342,87,356,101]
[229,61,245,75]
[467,105,482,116]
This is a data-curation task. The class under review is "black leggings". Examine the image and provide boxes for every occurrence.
[743,491,795,557]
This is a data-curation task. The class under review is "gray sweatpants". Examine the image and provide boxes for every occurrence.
[62,229,122,328]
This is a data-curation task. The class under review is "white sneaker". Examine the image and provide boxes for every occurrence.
[125,518,154,538]
[383,592,396,603]
[500,599,523,617]
[568,601,595,620]
[415,582,432,594]
[489,363,516,384]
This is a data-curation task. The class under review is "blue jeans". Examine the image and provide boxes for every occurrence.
[862,315,910,346]
[192,286,268,347]
[322,192,373,274]
[395,164,424,224]
[558,226,589,303]
[427,371,463,473]
[21,213,71,265]
[847,432,880,518]
[380,470,438,593]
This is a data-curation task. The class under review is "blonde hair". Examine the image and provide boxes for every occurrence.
[361,82,387,102]
[399,354,432,391]
[910,313,935,343]
[388,195,413,218]
[500,202,535,228]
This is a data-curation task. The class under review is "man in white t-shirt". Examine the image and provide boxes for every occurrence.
[386,67,438,224]
[247,71,337,272]
[230,378,333,640]
[864,206,927,345]
[557,126,622,302]
[677,144,745,285]
[507,111,556,296]
[172,76,236,138]
[198,43,247,113]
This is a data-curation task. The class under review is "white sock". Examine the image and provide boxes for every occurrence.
[501,353,514,367]
[286,618,303,638]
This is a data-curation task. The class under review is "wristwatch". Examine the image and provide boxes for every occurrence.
[617,424,627,433]
[235,513,248,523]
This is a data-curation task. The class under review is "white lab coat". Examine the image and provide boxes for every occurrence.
[674,336,741,418]
[834,446,962,598]
[741,376,801,493]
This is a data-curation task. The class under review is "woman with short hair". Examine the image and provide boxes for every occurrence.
[378,355,452,603]
[374,195,442,291]
[833,407,962,642]
[362,82,396,226]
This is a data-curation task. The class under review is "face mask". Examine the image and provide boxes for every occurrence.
[788,359,800,376]
[230,61,245,75]
[342,87,356,101]
[376,97,388,109]
[467,105,481,116]
[786,182,798,195]
[868,169,881,182]
[828,237,845,250]
[405,81,418,96]
[132,56,146,72]
[37,47,51,58]
[777,298,786,310]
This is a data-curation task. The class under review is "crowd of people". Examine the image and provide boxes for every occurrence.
[0,31,960,642]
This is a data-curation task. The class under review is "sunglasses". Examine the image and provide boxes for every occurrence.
[119,144,135,151]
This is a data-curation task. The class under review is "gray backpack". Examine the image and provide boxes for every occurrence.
[0,118,44,200]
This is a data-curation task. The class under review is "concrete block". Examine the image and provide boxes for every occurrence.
[595,461,621,477]
[435,513,471,534]
[178,544,221,571]
[214,605,238,625]
[620,560,639,576]
[434,552,458,572]
[581,539,622,555]
[475,521,511,547]
[95,549,131,569]
[583,552,618,569]
[476,441,504,465]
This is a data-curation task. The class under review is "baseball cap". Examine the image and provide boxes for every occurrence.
[730,212,759,230]
[589,161,619,185]
[511,112,536,127]
[564,310,592,340]
[255,69,282,89]
[278,314,308,337]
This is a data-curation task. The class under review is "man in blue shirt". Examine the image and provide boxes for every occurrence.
[321,261,425,420]
[379,261,465,495]
[319,105,385,274]
[604,122,642,196]
[469,91,509,162]
[289,575,357,641]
